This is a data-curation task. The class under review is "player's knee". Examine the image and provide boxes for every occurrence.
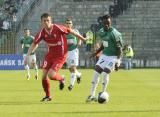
[104,68,111,74]
[95,65,103,74]
[24,65,29,70]
[31,62,36,67]
[69,66,76,72]
[48,71,56,79]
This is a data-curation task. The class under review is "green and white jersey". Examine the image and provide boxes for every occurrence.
[20,36,34,54]
[66,29,79,51]
[97,27,123,56]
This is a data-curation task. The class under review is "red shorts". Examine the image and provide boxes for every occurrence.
[41,55,66,72]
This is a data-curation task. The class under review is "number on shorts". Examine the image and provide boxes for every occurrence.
[42,61,47,68]
[99,59,105,64]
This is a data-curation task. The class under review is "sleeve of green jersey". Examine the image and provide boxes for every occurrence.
[112,29,123,46]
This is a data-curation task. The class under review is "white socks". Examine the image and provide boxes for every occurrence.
[25,65,30,77]
[34,64,38,76]
[90,71,110,97]
[25,64,39,79]
[90,71,100,97]
[70,73,76,86]
[102,72,109,92]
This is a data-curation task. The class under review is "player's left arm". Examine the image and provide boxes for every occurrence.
[27,43,38,56]
[115,35,123,71]
[116,40,123,59]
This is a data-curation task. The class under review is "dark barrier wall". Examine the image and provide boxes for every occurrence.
[0,54,24,70]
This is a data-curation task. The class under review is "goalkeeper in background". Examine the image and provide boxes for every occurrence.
[20,28,38,80]
[86,14,123,102]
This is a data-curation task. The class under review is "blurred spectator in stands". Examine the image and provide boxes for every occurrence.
[12,12,17,22]
[109,5,115,17]
[97,16,103,28]
[114,0,123,15]
[123,44,134,70]
[0,19,3,31]
[85,29,94,52]
[1,19,10,31]
[128,0,133,8]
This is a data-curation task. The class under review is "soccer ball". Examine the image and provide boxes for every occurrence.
[97,91,109,104]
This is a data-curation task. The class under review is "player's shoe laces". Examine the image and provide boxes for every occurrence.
[41,96,52,102]
[59,77,65,90]
[86,95,96,103]
[68,85,73,91]
[35,74,38,80]
[77,73,82,84]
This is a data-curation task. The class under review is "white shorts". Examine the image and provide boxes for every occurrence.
[23,54,37,67]
[96,54,118,72]
[66,48,79,67]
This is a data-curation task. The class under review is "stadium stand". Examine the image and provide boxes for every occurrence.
[0,0,160,68]
[114,0,160,67]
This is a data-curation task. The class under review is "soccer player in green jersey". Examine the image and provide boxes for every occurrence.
[20,28,38,80]
[86,14,123,102]
[65,18,82,91]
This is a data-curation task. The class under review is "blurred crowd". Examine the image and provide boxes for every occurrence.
[0,0,30,31]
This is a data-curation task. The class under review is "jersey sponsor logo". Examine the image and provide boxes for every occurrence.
[103,41,108,47]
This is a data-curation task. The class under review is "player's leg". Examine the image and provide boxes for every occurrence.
[75,49,82,84]
[68,66,77,91]
[48,69,65,90]
[41,59,52,101]
[30,54,38,80]
[41,69,52,101]
[124,57,128,70]
[102,56,117,92]
[47,58,66,90]
[102,71,110,92]
[128,58,132,69]
[86,55,107,102]
[75,68,82,84]
[23,54,30,80]
[67,49,80,91]
[86,65,103,102]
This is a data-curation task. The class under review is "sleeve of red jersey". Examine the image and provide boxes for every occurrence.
[33,29,44,44]
[55,24,71,34]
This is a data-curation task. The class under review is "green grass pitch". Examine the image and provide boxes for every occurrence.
[0,69,160,117]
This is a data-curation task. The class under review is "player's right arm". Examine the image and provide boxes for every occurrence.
[26,43,38,56]
[25,29,43,64]
[90,43,104,58]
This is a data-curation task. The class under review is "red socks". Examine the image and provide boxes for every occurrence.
[42,79,50,97]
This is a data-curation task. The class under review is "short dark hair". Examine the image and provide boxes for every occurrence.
[102,14,111,21]
[24,28,30,31]
[65,17,72,22]
[41,13,51,20]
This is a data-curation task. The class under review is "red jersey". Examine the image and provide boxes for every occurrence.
[33,24,70,58]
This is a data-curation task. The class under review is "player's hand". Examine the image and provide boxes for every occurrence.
[115,59,121,71]
[115,63,119,71]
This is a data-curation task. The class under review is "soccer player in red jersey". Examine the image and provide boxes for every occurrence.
[25,13,87,101]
